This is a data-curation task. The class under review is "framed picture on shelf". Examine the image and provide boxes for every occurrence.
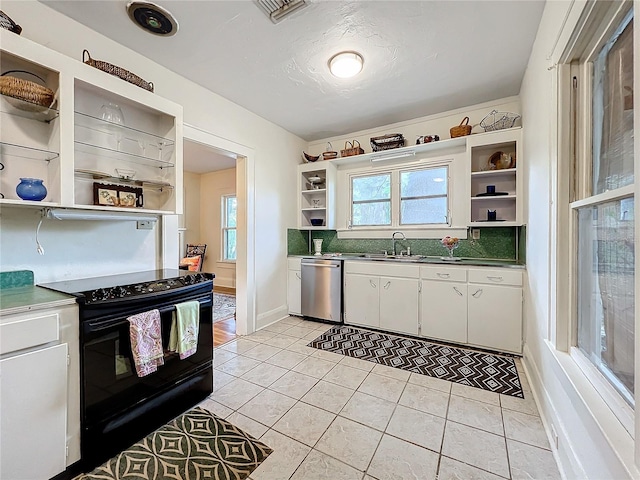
[93,183,143,208]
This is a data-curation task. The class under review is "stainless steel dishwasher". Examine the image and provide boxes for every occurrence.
[301,258,343,323]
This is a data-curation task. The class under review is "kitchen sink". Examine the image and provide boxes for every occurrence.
[363,254,425,262]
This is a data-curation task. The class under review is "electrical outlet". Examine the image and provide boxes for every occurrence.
[471,228,480,240]
[137,220,153,230]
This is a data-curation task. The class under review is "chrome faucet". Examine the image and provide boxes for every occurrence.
[391,231,406,256]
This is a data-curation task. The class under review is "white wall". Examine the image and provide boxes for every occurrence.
[0,208,157,283]
[200,168,236,288]
[520,1,638,478]
[182,171,202,247]
[0,2,305,324]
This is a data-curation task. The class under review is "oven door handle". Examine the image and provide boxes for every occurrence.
[85,297,212,333]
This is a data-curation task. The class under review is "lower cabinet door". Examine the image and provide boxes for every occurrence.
[287,269,302,315]
[468,284,522,353]
[1,343,68,480]
[379,276,419,335]
[344,273,380,328]
[420,280,468,344]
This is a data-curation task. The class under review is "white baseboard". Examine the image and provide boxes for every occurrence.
[522,344,571,480]
[522,342,635,479]
[256,305,289,330]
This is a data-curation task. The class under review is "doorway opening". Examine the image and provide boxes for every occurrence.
[182,124,255,345]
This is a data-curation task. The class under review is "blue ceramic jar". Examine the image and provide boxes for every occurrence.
[16,178,47,201]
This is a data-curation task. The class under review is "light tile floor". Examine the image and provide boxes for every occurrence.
[202,316,562,480]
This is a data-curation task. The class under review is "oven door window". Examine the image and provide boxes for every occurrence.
[82,299,213,426]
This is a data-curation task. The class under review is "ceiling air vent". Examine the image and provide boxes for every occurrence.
[255,0,308,24]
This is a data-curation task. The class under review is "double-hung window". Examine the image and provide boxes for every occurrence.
[222,195,237,261]
[350,165,449,228]
[400,167,448,225]
[351,173,391,226]
[571,8,634,408]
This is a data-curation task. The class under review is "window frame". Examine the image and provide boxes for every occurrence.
[350,172,392,227]
[222,194,237,262]
[560,1,635,432]
[339,155,461,239]
[398,166,449,226]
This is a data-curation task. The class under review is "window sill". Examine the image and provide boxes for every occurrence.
[336,226,468,240]
[569,346,634,436]
[543,340,638,477]
[218,260,236,265]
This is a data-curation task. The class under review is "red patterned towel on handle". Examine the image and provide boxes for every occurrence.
[128,309,164,377]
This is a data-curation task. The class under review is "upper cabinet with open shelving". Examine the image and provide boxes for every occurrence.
[0,30,183,215]
[298,127,523,229]
[467,128,522,226]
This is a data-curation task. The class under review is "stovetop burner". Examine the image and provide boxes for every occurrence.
[40,269,214,305]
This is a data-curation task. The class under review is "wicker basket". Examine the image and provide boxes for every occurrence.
[0,10,21,34]
[340,140,364,157]
[302,151,320,163]
[450,117,472,138]
[83,50,154,92]
[370,133,405,152]
[479,110,521,132]
[0,70,55,109]
[322,142,338,160]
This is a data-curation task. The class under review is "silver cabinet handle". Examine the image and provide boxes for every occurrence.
[369,280,377,288]
[383,281,391,289]
[437,273,450,278]
[472,289,483,298]
[302,263,339,268]
[487,276,503,282]
[295,273,301,280]
[453,286,463,296]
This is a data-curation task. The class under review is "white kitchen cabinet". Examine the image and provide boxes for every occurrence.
[380,276,419,335]
[0,343,68,480]
[467,268,523,354]
[420,265,468,344]
[0,302,79,478]
[344,261,420,335]
[467,127,523,225]
[421,280,467,344]
[420,264,523,354]
[0,30,183,215]
[287,257,302,315]
[344,273,380,328]
[298,162,337,229]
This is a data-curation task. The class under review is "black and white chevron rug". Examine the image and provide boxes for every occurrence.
[308,325,524,398]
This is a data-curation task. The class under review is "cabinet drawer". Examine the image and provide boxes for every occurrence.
[468,268,522,287]
[420,266,467,282]
[0,313,60,355]
[287,257,302,271]
[344,261,419,279]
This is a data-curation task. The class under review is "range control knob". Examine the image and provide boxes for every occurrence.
[91,288,108,302]
[113,286,128,298]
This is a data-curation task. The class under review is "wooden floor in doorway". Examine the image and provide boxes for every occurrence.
[214,316,236,347]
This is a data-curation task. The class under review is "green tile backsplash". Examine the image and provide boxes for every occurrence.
[288,228,523,262]
[0,270,34,289]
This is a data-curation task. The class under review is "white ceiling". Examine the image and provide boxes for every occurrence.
[41,0,545,143]
[183,140,236,174]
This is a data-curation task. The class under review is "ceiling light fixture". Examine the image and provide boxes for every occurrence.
[328,51,364,78]
[126,1,178,36]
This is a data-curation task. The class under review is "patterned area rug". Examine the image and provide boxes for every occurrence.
[79,407,272,480]
[214,293,236,323]
[308,325,524,398]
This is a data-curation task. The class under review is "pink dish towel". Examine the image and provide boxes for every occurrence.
[128,309,164,377]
